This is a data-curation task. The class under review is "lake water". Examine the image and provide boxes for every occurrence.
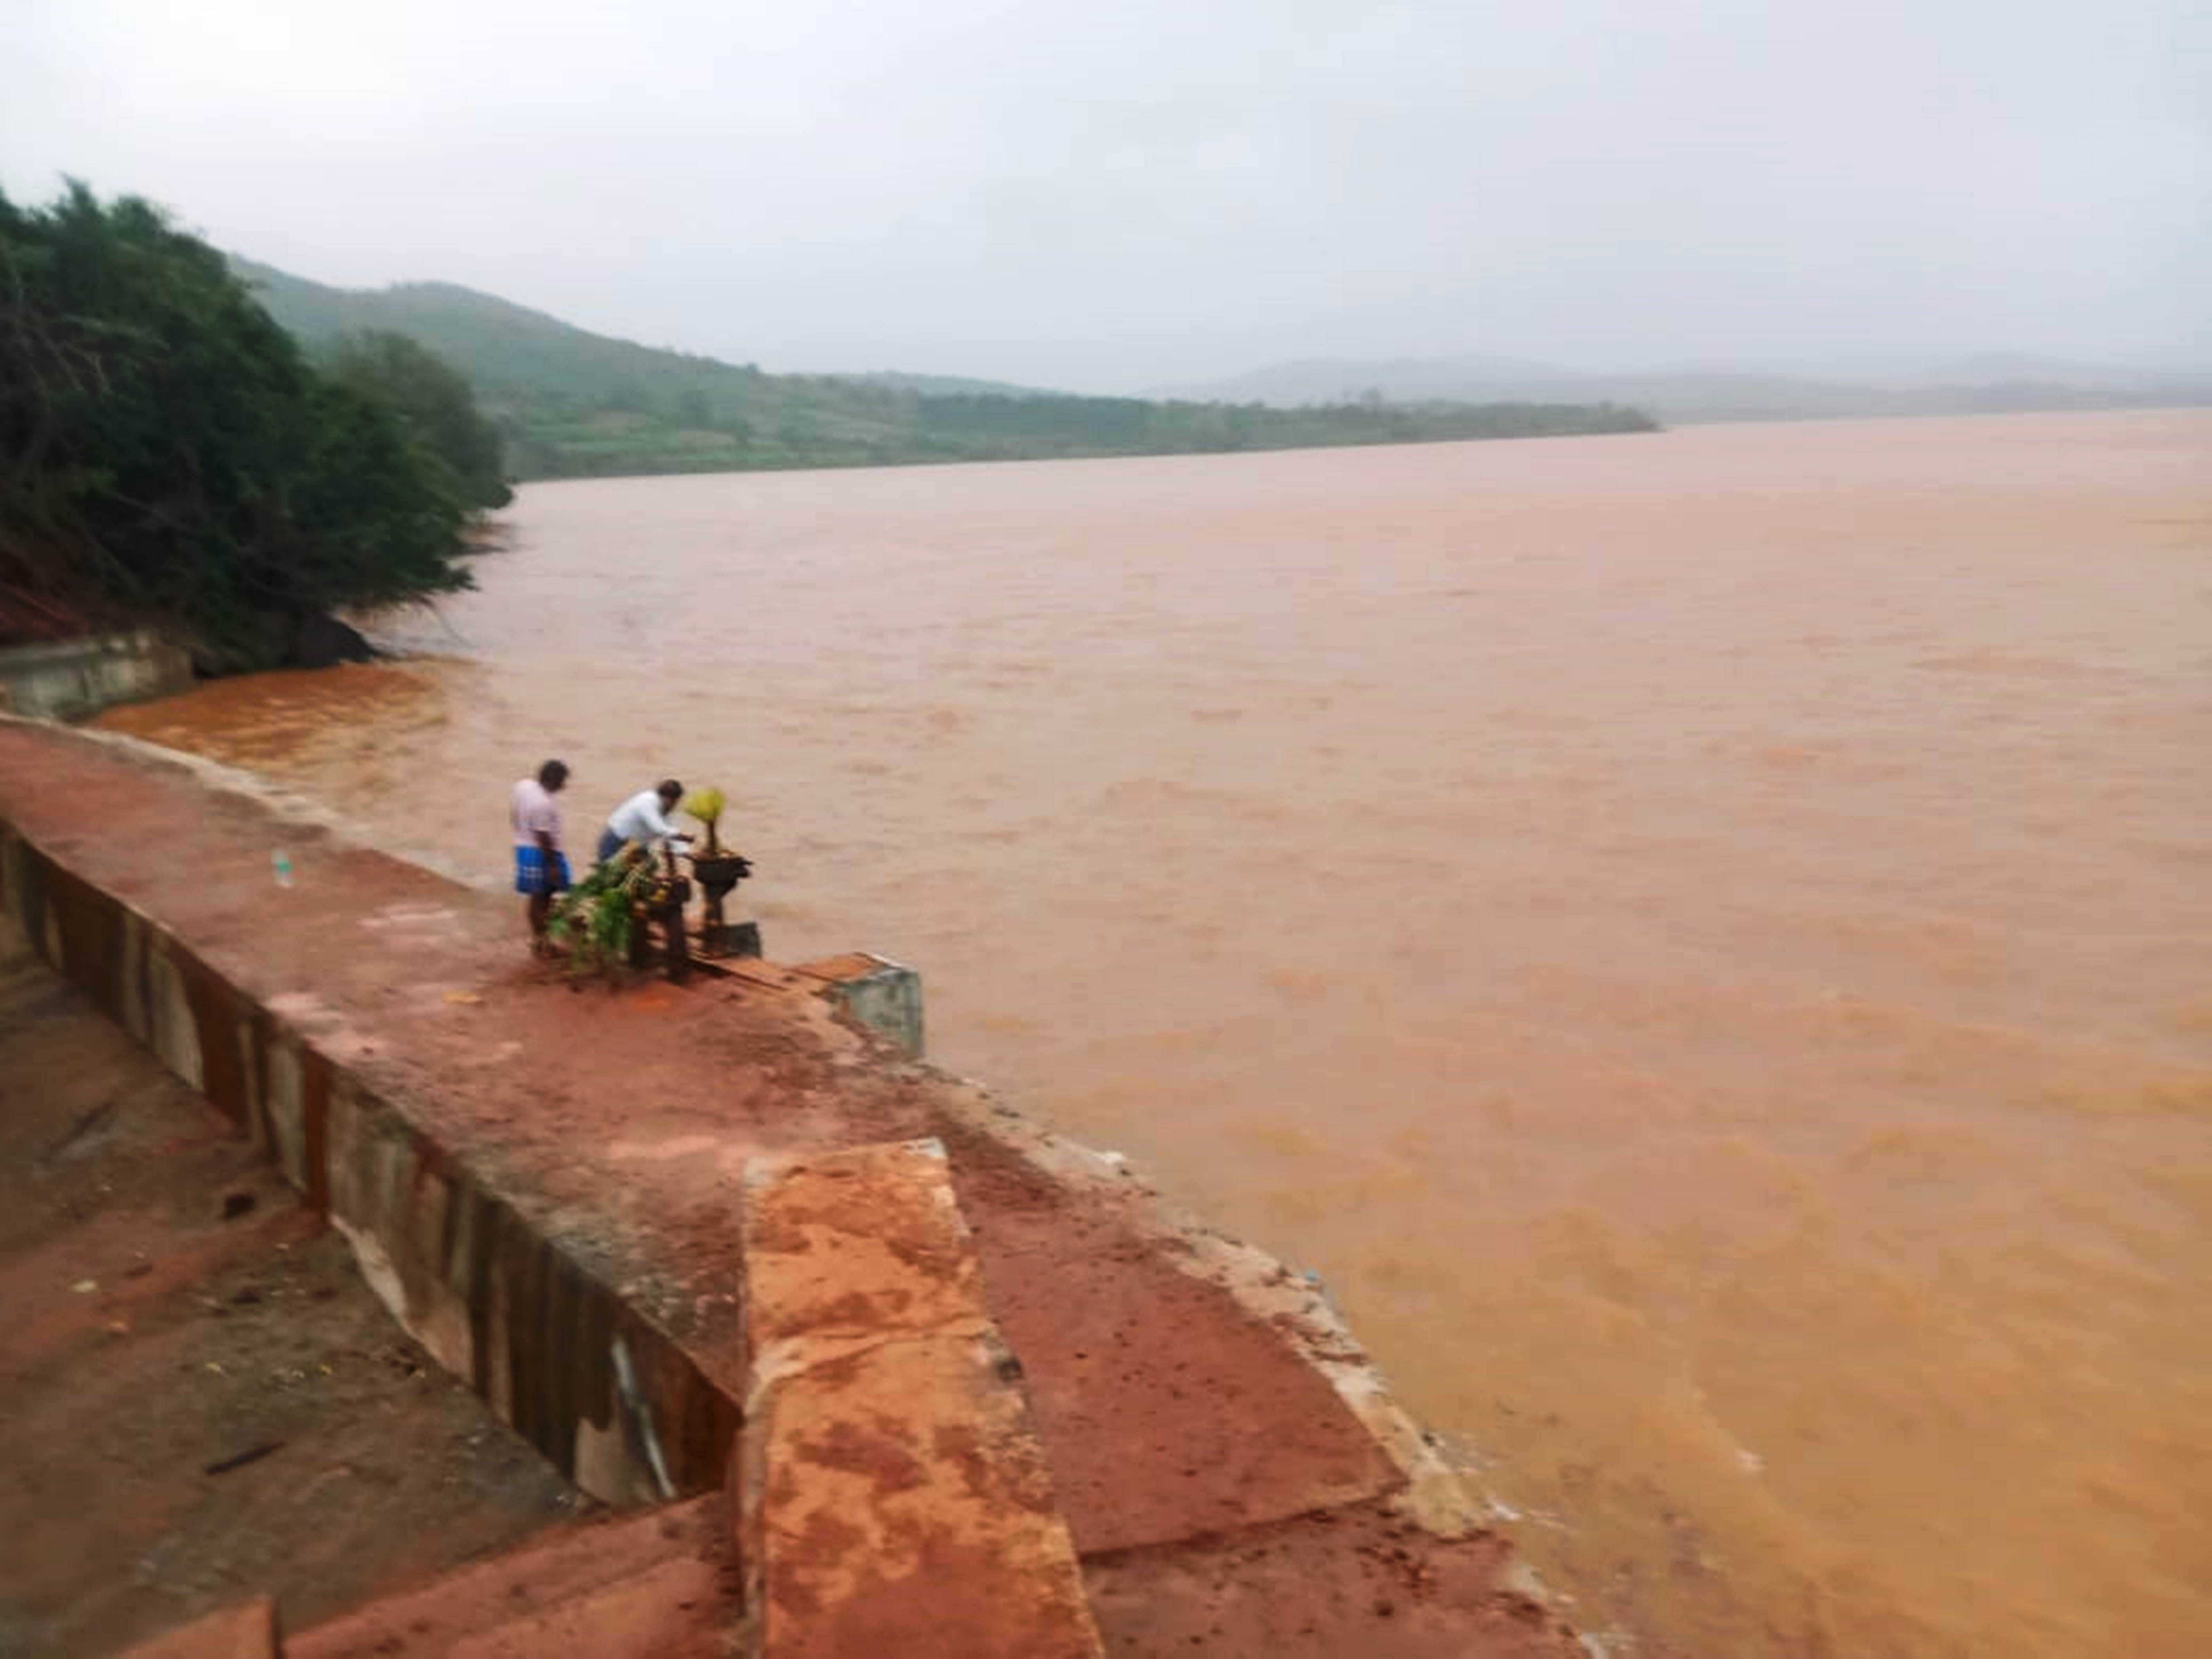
[97,410,2212,1656]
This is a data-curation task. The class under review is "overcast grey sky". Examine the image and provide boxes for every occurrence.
[7,0,2206,391]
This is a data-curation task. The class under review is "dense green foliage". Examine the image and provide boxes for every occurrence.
[547,850,661,976]
[481,382,1657,480]
[239,261,1658,481]
[322,331,513,510]
[1,186,478,654]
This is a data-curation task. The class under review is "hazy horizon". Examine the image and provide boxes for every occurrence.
[8,0,2206,395]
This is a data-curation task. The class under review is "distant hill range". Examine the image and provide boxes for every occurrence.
[1156,353,2212,424]
[232,261,1654,481]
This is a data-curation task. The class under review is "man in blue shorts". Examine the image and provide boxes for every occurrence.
[510,759,571,955]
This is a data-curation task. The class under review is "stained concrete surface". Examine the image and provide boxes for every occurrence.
[1083,1501,1570,1657]
[742,1142,1103,1658]
[289,1495,734,1658]
[0,930,580,1658]
[937,1120,1404,1554]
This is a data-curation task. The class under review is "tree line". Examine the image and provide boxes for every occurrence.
[0,184,507,662]
[495,377,1657,480]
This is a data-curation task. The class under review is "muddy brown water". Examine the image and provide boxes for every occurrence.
[96,410,2212,1656]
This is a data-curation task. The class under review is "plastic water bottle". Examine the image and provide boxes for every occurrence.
[272,850,293,888]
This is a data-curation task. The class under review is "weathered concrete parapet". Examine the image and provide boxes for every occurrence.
[739,1140,1103,1659]
[792,952,925,1057]
[0,817,738,1509]
[0,630,193,722]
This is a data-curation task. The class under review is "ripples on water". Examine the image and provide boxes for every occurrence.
[98,411,2212,1656]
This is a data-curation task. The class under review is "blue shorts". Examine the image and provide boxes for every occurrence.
[514,845,571,896]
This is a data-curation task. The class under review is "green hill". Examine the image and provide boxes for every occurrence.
[232,260,1656,481]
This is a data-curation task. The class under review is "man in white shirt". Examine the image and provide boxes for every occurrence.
[598,779,692,865]
[510,759,571,955]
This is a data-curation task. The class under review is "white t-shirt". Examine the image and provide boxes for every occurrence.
[607,789,684,849]
[511,778,562,848]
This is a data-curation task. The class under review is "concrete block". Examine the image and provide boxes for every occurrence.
[117,1596,279,1658]
[747,1142,981,1346]
[142,936,204,1093]
[0,630,193,722]
[791,953,924,1058]
[0,833,21,931]
[117,909,149,1042]
[398,1163,477,1381]
[263,1040,308,1193]
[742,1140,1101,1659]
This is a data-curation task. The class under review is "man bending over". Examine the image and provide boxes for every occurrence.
[598,778,692,865]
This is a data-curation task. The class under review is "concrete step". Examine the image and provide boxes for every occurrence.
[290,1496,732,1658]
[738,1138,1103,1659]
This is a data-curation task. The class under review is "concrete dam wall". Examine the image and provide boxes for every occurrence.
[0,715,1581,1657]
